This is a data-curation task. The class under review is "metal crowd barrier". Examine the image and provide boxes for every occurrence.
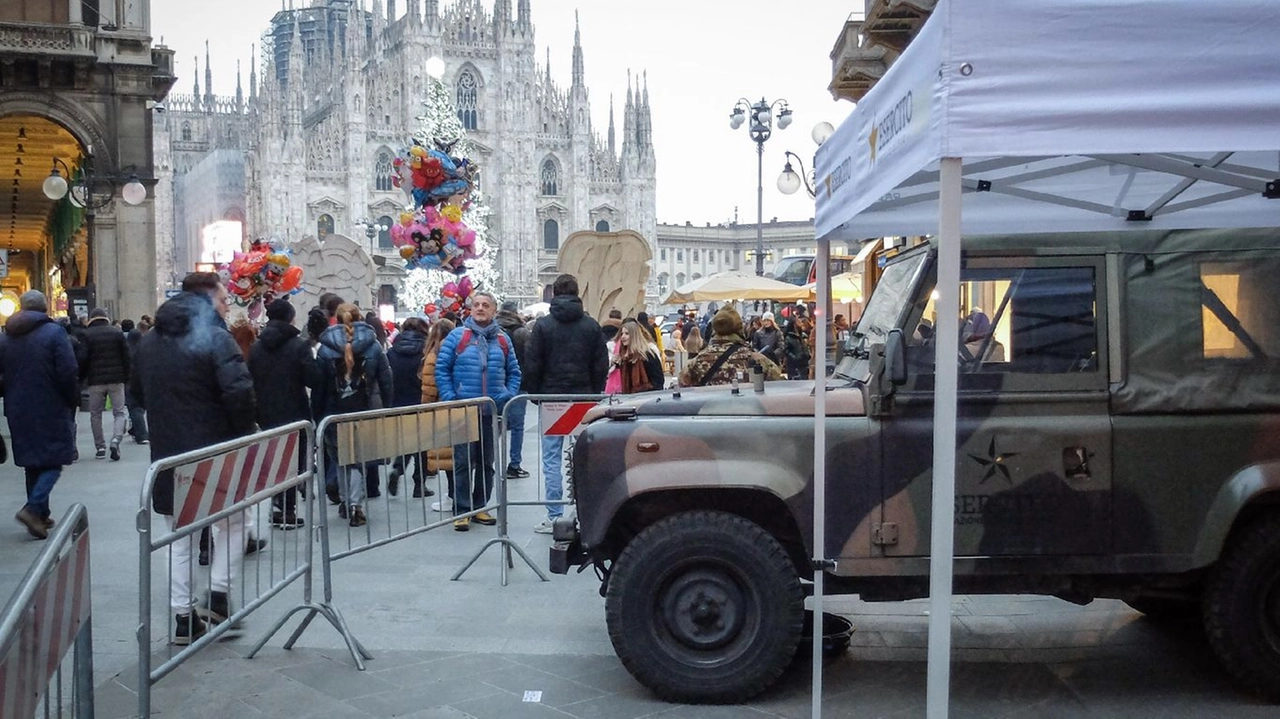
[456,393,609,585]
[136,421,365,716]
[0,504,94,719]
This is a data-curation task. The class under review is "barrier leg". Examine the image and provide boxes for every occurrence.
[74,617,94,719]
[453,536,549,584]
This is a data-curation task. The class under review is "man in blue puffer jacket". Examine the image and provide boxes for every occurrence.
[434,291,521,531]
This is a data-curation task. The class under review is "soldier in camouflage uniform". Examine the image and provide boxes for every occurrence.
[678,306,782,387]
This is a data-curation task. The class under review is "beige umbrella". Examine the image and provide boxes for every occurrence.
[805,271,864,303]
[662,271,811,304]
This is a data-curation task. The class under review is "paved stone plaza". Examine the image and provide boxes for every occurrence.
[1,425,1274,718]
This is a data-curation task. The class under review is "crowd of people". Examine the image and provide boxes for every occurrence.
[0,269,822,643]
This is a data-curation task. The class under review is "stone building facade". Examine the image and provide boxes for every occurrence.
[155,0,657,306]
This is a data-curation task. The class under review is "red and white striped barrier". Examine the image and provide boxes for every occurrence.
[172,431,300,528]
[0,518,92,718]
[539,401,597,437]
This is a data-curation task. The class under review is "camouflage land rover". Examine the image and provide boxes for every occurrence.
[550,228,1280,704]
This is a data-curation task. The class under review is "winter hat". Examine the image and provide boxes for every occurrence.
[500,300,519,313]
[89,307,108,319]
[762,311,775,323]
[266,298,296,323]
[710,306,745,338]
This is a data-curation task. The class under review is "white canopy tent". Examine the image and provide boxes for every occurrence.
[812,1,1280,716]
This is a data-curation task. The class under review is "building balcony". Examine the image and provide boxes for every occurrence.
[828,1,937,102]
[0,21,95,59]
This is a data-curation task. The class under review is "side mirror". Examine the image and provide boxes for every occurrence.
[884,328,907,386]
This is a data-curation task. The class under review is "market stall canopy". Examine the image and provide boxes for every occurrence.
[520,301,550,317]
[815,0,1280,241]
[662,271,810,304]
[805,272,863,303]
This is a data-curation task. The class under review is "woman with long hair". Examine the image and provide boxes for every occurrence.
[681,324,705,356]
[312,303,393,527]
[614,319,665,394]
[420,319,457,509]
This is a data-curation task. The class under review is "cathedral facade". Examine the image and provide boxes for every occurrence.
[154,0,657,306]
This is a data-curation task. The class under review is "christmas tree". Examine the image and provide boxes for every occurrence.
[397,76,500,311]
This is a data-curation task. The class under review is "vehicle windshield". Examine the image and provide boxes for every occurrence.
[833,247,930,381]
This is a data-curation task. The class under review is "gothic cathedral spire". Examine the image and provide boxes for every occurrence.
[517,0,530,34]
[236,60,243,111]
[192,54,200,103]
[249,44,258,105]
[204,40,214,110]
[608,94,616,157]
[571,10,584,89]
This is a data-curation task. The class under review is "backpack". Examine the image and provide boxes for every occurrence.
[331,353,370,413]
[456,328,510,359]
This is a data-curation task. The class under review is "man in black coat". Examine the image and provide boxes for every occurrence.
[132,272,256,644]
[248,299,319,527]
[523,274,609,534]
[122,319,149,444]
[0,291,79,540]
[496,301,532,479]
[82,307,130,461]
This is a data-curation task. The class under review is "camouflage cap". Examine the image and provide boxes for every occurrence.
[711,306,744,338]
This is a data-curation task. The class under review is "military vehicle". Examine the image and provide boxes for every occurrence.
[550,228,1280,704]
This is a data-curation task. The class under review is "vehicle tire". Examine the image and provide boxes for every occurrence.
[604,510,804,704]
[1124,597,1201,625]
[1203,513,1280,702]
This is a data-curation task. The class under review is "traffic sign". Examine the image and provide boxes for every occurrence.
[164,289,182,299]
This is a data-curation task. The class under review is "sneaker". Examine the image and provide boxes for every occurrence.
[337,503,348,519]
[473,511,497,526]
[199,591,230,625]
[14,507,48,540]
[245,538,268,556]
[533,521,554,535]
[506,465,530,479]
[349,505,367,528]
[431,498,453,512]
[109,443,120,462]
[270,511,304,529]
[94,448,106,460]
[453,517,470,532]
[173,612,207,645]
[412,485,435,499]
[135,437,149,445]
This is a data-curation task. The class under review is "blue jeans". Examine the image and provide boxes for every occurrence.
[452,419,495,515]
[23,466,62,518]
[506,397,527,469]
[540,436,565,520]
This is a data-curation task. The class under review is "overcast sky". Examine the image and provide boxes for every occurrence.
[152,0,854,226]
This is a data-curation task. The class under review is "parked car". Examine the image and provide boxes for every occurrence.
[553,228,1280,704]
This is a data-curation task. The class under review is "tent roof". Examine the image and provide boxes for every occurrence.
[661,272,811,304]
[815,0,1280,241]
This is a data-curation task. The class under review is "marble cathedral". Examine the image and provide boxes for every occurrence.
[154,0,657,305]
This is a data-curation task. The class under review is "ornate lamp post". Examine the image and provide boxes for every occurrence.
[354,217,389,251]
[728,97,792,276]
[42,154,147,290]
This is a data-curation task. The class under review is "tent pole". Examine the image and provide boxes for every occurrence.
[927,156,963,719]
[811,237,830,718]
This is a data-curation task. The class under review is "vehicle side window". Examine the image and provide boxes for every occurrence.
[1200,261,1280,361]
[910,266,1098,375]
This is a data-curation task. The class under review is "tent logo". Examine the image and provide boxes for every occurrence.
[823,156,852,199]
[871,90,914,167]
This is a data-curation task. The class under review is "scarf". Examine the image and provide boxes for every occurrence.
[463,316,501,374]
[620,355,651,394]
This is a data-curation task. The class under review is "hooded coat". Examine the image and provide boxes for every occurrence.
[524,294,609,395]
[0,311,79,468]
[132,292,257,515]
[248,319,320,429]
[495,308,532,391]
[387,329,427,407]
[311,321,394,419]
[81,316,130,386]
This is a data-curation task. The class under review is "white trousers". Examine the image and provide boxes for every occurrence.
[165,512,246,613]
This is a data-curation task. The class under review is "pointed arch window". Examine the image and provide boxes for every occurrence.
[374,151,393,191]
[317,213,335,239]
[543,219,560,251]
[457,71,478,130]
[181,122,192,141]
[541,159,558,196]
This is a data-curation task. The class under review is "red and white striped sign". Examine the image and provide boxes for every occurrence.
[539,401,597,437]
[0,528,92,718]
[172,431,301,528]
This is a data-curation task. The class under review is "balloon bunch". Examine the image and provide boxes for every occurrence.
[219,239,304,321]
[423,276,475,317]
[388,140,480,274]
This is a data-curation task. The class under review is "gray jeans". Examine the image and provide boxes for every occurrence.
[88,383,127,450]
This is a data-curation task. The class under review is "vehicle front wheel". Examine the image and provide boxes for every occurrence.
[604,510,804,704]
[1203,513,1280,702]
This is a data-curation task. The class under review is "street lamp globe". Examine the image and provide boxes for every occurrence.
[777,109,793,130]
[42,170,68,201]
[776,165,802,195]
[121,176,147,206]
[425,56,446,80]
[811,121,835,146]
[757,106,771,124]
[729,110,745,129]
